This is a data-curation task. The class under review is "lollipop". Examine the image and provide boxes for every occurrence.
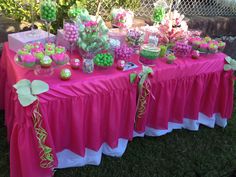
[40,0,57,22]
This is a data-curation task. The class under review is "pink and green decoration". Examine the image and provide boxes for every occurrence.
[152,0,169,24]
[130,66,155,132]
[224,56,236,71]
[13,79,54,169]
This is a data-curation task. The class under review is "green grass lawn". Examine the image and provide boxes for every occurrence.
[0,90,235,177]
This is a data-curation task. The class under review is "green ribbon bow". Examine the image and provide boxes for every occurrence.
[14,79,54,169]
[13,79,49,107]
[139,66,153,90]
[224,56,236,71]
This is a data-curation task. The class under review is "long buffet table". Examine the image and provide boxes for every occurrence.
[0,43,234,177]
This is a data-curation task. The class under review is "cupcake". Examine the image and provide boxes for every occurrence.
[192,40,202,50]
[52,53,68,65]
[32,42,44,50]
[45,43,56,50]
[33,50,45,61]
[211,40,219,45]
[17,48,30,56]
[208,43,218,53]
[188,37,201,45]
[45,47,55,56]
[21,54,36,68]
[204,36,211,43]
[40,56,52,68]
[166,53,176,64]
[55,46,66,54]
[17,49,30,61]
[24,43,34,51]
[199,43,209,53]
[218,41,226,52]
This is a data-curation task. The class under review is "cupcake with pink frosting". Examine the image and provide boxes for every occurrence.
[17,49,30,61]
[188,37,201,45]
[52,53,68,65]
[45,47,55,56]
[55,46,66,54]
[21,54,36,68]
[32,42,44,50]
[199,43,209,53]
[33,48,45,62]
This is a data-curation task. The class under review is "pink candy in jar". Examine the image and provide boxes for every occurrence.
[115,45,134,62]
[173,42,192,57]
[63,21,79,43]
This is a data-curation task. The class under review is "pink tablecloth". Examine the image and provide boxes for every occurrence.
[0,43,234,177]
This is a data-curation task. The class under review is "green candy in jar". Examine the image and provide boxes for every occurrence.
[40,0,57,22]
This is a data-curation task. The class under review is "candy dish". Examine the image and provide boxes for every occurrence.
[94,53,114,70]
[14,43,69,76]
[115,45,134,62]
[173,42,192,57]
[139,44,160,65]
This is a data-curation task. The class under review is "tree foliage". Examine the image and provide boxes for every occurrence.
[0,0,141,33]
